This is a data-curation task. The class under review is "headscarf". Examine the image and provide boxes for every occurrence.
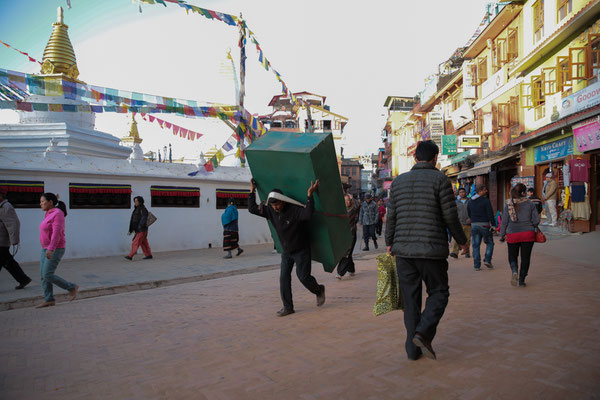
[505,198,529,222]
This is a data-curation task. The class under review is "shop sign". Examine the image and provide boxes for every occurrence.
[534,136,574,163]
[383,181,392,190]
[463,61,477,100]
[511,176,535,189]
[458,135,482,148]
[451,102,474,130]
[429,111,444,135]
[379,169,391,178]
[559,80,600,119]
[421,124,430,140]
[481,65,506,99]
[442,135,457,155]
[573,117,600,152]
[420,74,439,106]
[450,151,470,164]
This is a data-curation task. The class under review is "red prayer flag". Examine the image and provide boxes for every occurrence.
[165,121,172,129]
[204,161,214,172]
[173,125,180,135]
[149,115,156,122]
[157,118,164,128]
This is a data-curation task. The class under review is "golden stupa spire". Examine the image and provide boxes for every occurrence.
[40,6,80,80]
[122,113,143,144]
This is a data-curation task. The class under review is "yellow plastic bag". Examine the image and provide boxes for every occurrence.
[373,253,403,316]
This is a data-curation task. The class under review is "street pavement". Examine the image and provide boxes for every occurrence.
[0,232,599,399]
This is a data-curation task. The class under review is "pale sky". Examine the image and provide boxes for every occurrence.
[0,0,491,161]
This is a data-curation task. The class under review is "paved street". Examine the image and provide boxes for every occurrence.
[1,232,599,399]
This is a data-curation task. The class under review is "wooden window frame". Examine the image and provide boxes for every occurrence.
[509,96,520,127]
[569,47,588,80]
[533,0,544,43]
[557,55,572,92]
[507,28,519,62]
[557,0,572,22]
[542,67,558,95]
[497,103,510,128]
[520,82,533,109]
[495,38,507,69]
[588,34,600,80]
[477,57,488,85]
[531,75,545,107]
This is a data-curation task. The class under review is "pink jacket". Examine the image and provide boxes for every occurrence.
[39,208,66,251]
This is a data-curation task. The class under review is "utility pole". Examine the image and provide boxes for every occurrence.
[239,13,246,109]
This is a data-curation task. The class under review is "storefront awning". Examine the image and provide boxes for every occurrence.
[457,153,519,179]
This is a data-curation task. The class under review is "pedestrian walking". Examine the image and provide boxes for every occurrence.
[0,190,32,290]
[386,140,467,360]
[467,184,496,271]
[359,192,378,251]
[449,187,471,259]
[125,196,153,261]
[248,178,325,317]
[376,198,386,236]
[36,193,78,308]
[336,194,360,279]
[542,173,558,226]
[222,198,243,259]
[527,188,543,214]
[499,183,540,287]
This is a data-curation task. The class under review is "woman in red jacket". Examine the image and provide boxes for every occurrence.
[36,193,78,308]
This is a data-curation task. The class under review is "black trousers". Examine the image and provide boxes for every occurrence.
[362,224,377,246]
[507,241,534,284]
[0,246,31,285]
[336,231,357,276]
[376,218,383,236]
[396,257,449,358]
[280,247,321,310]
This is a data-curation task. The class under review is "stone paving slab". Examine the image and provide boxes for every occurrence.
[0,236,598,399]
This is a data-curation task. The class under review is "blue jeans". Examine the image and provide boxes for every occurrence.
[40,248,75,302]
[470,225,494,269]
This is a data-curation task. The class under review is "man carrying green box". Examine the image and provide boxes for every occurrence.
[248,178,326,317]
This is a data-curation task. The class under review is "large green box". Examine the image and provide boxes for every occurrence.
[245,131,352,272]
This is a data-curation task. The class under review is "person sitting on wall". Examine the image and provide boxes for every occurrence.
[248,178,325,317]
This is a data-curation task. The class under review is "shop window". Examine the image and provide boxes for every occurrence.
[150,186,200,208]
[285,120,296,128]
[507,28,519,62]
[271,121,282,128]
[69,183,131,209]
[0,180,44,208]
[216,188,251,210]
[557,0,572,22]
[569,47,587,80]
[497,103,510,128]
[557,56,572,92]
[589,34,600,81]
[477,57,488,84]
[533,0,544,43]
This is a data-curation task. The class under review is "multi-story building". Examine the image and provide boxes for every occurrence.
[340,158,363,198]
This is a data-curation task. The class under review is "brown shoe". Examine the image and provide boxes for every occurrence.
[316,285,326,307]
[35,301,56,308]
[412,332,437,360]
[68,285,79,301]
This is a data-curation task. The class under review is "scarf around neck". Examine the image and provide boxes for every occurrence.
[506,197,529,222]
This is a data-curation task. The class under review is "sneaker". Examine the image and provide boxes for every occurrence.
[449,253,458,259]
[412,332,436,360]
[549,223,557,227]
[511,273,518,286]
[474,268,481,271]
[316,285,326,307]
[276,308,295,317]
[236,248,244,256]
[335,274,342,280]
[124,256,133,261]
[362,246,369,251]
[541,221,549,226]
[143,255,153,260]
[373,241,378,249]
[271,249,277,254]
[484,262,493,269]
[223,254,232,259]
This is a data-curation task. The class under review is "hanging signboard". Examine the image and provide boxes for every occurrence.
[573,117,600,152]
[559,80,600,119]
[458,135,482,148]
[451,102,474,130]
[463,61,477,100]
[534,136,574,163]
[442,135,457,155]
[510,176,535,189]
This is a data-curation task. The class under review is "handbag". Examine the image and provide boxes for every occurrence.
[373,253,403,316]
[146,211,158,227]
[535,228,546,243]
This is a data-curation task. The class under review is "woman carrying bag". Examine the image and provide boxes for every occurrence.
[499,183,541,287]
[125,196,153,261]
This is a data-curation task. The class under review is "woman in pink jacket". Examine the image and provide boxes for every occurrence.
[36,193,78,308]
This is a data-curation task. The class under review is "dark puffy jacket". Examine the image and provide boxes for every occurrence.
[385,162,466,259]
[129,205,148,233]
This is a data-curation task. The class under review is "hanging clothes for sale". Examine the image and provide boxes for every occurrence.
[571,182,586,203]
[562,163,570,186]
[569,158,591,182]
[572,196,592,220]
[564,186,570,210]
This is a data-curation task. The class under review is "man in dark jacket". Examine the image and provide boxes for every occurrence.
[450,188,471,259]
[0,191,32,289]
[467,184,495,270]
[386,140,467,361]
[527,188,543,214]
[359,193,378,251]
[249,178,325,317]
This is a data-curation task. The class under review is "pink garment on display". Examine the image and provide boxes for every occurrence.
[39,208,66,251]
[569,159,591,182]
